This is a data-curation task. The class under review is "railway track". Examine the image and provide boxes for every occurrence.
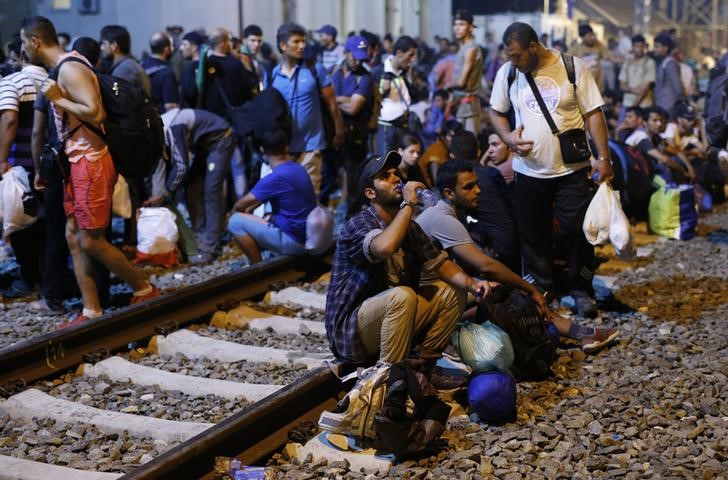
[0,254,350,480]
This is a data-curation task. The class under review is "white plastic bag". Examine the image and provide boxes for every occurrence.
[0,166,38,236]
[305,205,334,255]
[583,182,612,246]
[136,207,178,255]
[112,175,132,219]
[607,188,634,259]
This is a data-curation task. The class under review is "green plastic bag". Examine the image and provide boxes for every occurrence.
[164,202,199,258]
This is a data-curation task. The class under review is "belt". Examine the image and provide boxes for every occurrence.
[460,95,478,104]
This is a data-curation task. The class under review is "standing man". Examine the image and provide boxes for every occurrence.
[324,151,491,387]
[328,35,374,213]
[268,22,345,195]
[180,31,204,64]
[141,32,179,113]
[376,35,418,155]
[99,25,151,96]
[316,24,345,71]
[449,9,484,140]
[181,28,256,120]
[241,24,266,92]
[652,34,684,114]
[618,34,655,119]
[21,16,159,327]
[488,22,612,318]
[571,24,610,92]
[0,38,47,299]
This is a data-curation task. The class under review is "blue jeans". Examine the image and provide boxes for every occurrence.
[228,213,306,256]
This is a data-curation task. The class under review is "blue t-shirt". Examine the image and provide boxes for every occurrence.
[250,161,316,244]
[141,57,180,114]
[331,68,373,124]
[269,62,331,152]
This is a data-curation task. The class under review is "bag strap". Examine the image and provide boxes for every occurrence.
[524,72,559,135]
[50,57,105,141]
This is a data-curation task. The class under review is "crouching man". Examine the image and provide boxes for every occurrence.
[324,151,491,389]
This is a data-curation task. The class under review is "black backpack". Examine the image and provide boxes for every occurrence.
[608,138,653,221]
[479,287,555,381]
[52,56,164,179]
[374,361,451,460]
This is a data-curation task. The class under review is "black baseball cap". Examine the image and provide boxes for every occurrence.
[358,151,401,193]
[454,9,474,24]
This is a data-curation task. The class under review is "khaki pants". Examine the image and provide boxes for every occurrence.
[294,150,322,196]
[356,281,466,363]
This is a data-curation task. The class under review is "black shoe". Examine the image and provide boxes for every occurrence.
[571,290,598,318]
[4,280,36,299]
[428,366,468,390]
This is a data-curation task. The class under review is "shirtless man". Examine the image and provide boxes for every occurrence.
[21,16,159,328]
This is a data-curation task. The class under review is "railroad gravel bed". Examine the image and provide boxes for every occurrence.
[267,205,728,479]
[0,411,173,474]
[191,324,330,353]
[129,352,309,386]
[33,373,248,423]
[0,246,252,350]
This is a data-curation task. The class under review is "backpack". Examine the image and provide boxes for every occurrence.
[52,57,164,179]
[318,363,390,441]
[703,65,728,148]
[374,362,451,460]
[479,286,555,381]
[608,138,653,220]
[506,53,576,129]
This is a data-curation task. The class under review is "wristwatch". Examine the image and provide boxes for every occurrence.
[399,200,416,210]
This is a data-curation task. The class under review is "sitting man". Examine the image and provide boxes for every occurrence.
[624,106,695,183]
[227,113,316,263]
[416,159,620,354]
[324,151,491,387]
[481,129,515,185]
[450,130,520,273]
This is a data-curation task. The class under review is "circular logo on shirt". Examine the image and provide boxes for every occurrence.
[521,76,561,116]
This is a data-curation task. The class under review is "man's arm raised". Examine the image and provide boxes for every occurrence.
[42,62,104,125]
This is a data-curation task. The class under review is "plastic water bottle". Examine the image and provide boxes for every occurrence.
[416,188,438,208]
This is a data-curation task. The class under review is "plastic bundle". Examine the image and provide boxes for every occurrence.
[452,321,514,373]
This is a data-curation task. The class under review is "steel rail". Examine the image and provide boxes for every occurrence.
[0,254,321,388]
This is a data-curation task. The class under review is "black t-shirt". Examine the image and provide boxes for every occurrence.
[141,57,179,113]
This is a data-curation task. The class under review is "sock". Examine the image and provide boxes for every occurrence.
[567,322,596,339]
[82,308,102,319]
[133,285,153,297]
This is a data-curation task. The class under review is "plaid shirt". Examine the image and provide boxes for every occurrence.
[324,206,447,364]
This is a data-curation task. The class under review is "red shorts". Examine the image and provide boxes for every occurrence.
[63,152,117,230]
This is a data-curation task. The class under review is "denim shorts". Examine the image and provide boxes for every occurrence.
[228,213,306,256]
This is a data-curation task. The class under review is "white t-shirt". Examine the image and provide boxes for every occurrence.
[489,51,604,178]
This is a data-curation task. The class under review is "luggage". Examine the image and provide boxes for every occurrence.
[648,176,698,240]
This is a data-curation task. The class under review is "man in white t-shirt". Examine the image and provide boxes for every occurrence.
[488,22,612,318]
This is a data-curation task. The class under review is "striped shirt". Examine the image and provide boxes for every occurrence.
[0,65,47,167]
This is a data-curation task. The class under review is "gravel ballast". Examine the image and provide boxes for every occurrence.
[265,206,728,479]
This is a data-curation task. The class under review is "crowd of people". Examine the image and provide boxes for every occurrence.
[0,11,726,384]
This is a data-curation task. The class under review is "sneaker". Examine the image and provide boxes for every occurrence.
[4,280,36,299]
[29,298,65,314]
[428,365,468,390]
[56,313,93,330]
[188,252,216,265]
[571,291,598,318]
[581,327,620,354]
[129,286,161,305]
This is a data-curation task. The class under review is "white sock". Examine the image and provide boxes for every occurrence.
[82,308,102,319]
[133,285,153,297]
